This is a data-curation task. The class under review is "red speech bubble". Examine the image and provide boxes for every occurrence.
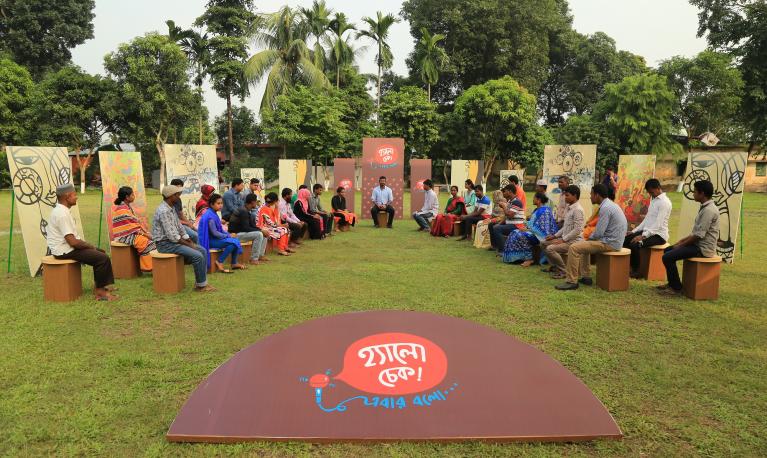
[415,179,426,191]
[375,146,398,165]
[339,179,353,190]
[333,333,447,395]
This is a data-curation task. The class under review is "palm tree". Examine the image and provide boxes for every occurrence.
[179,31,211,144]
[299,0,333,72]
[166,20,193,43]
[326,13,360,89]
[245,6,330,111]
[357,11,399,109]
[415,28,448,102]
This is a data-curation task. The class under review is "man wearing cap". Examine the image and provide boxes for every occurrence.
[48,183,117,301]
[536,179,555,211]
[152,185,215,293]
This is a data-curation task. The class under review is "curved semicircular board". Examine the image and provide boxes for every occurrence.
[167,311,622,443]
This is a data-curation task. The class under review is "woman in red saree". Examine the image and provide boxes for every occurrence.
[111,186,156,272]
[430,185,466,237]
[258,192,293,256]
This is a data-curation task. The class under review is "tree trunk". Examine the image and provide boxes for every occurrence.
[336,66,340,89]
[79,159,86,194]
[442,160,449,185]
[156,126,167,190]
[483,152,498,186]
[198,86,204,145]
[376,62,382,110]
[428,83,431,102]
[227,93,234,163]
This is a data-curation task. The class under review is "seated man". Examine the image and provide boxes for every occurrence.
[457,185,492,241]
[152,185,215,293]
[169,178,198,243]
[541,185,585,278]
[488,184,525,249]
[48,183,117,301]
[508,175,526,211]
[555,175,571,227]
[222,178,245,222]
[310,184,334,236]
[659,180,719,295]
[556,184,627,290]
[412,179,439,231]
[370,176,395,228]
[229,194,270,265]
[279,188,306,244]
[623,178,672,277]
[244,178,263,200]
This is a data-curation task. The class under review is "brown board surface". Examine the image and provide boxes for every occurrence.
[333,158,356,215]
[167,311,622,443]
[362,138,404,219]
[410,159,432,215]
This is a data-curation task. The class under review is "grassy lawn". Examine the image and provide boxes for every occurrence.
[1,189,766,457]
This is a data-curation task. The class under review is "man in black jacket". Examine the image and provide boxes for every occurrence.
[229,194,270,265]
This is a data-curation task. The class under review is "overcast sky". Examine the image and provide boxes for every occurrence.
[70,0,707,120]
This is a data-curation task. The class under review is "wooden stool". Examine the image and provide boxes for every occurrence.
[302,227,310,240]
[240,241,253,262]
[110,241,140,279]
[339,224,350,232]
[208,249,222,273]
[42,256,82,302]
[683,257,722,300]
[639,243,670,281]
[376,212,389,228]
[452,221,463,237]
[151,252,184,294]
[595,248,631,292]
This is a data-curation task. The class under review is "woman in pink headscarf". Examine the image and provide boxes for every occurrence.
[293,187,323,239]
[194,184,217,230]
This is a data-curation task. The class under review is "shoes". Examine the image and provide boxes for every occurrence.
[578,277,593,286]
[456,236,467,241]
[555,282,579,290]
[658,287,682,296]
[387,225,393,229]
[629,270,642,279]
[550,271,566,279]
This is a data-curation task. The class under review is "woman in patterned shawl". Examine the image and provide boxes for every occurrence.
[502,193,559,266]
[111,186,156,272]
[258,192,293,255]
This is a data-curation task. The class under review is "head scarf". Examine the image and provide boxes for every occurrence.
[195,184,216,216]
[297,188,312,211]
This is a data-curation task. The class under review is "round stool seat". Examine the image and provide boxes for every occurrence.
[151,252,180,259]
[240,241,253,246]
[602,248,631,256]
[41,255,78,265]
[650,244,670,250]
[110,241,130,247]
[688,256,722,263]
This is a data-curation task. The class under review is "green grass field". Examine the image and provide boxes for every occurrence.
[1,189,766,457]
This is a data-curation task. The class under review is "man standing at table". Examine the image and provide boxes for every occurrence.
[413,179,439,231]
[371,176,395,228]
[48,183,117,301]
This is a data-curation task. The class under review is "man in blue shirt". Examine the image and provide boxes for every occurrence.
[457,185,492,241]
[371,176,395,228]
[222,178,245,221]
[556,183,628,290]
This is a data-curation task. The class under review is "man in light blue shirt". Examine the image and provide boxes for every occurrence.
[370,176,395,228]
[556,183,628,290]
[222,178,245,221]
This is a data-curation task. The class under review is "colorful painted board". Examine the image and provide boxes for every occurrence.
[614,155,656,226]
[362,138,404,219]
[451,160,484,189]
[167,311,622,443]
[542,145,597,219]
[240,168,264,185]
[500,169,526,188]
[410,159,433,215]
[164,144,218,220]
[678,152,747,263]
[333,158,356,215]
[99,151,147,239]
[5,146,85,276]
[279,160,312,195]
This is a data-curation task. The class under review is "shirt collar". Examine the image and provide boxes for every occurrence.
[599,198,611,208]
[701,199,713,208]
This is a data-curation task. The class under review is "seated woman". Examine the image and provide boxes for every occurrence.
[430,186,466,237]
[194,184,216,230]
[463,179,477,214]
[294,187,323,239]
[258,192,293,256]
[111,186,156,272]
[474,190,506,248]
[331,186,357,230]
[198,193,245,273]
[502,193,558,266]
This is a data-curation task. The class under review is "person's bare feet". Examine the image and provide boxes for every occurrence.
[214,261,232,273]
[521,260,534,267]
[278,250,291,256]
[286,247,296,253]
[259,257,271,262]
[248,259,260,265]
[232,263,247,270]
[95,288,118,301]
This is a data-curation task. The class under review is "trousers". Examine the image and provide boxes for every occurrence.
[413,212,434,230]
[236,231,268,260]
[55,248,114,289]
[156,240,207,287]
[623,233,666,271]
[662,245,701,290]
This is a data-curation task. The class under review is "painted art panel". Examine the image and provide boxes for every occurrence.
[6,146,84,276]
[500,169,526,188]
[542,145,597,219]
[240,168,264,185]
[614,155,656,226]
[450,160,484,189]
[99,151,147,239]
[279,160,312,195]
[165,144,218,220]
[333,158,356,215]
[678,152,747,263]
[362,138,404,219]
[410,159,432,215]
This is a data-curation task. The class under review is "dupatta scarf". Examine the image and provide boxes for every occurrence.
[502,206,559,263]
[198,208,242,267]
[111,204,156,255]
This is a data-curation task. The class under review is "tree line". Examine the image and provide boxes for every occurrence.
[0,0,764,188]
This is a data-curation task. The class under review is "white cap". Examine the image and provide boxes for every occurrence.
[536,179,547,187]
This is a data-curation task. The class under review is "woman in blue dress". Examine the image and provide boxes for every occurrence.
[502,193,559,266]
